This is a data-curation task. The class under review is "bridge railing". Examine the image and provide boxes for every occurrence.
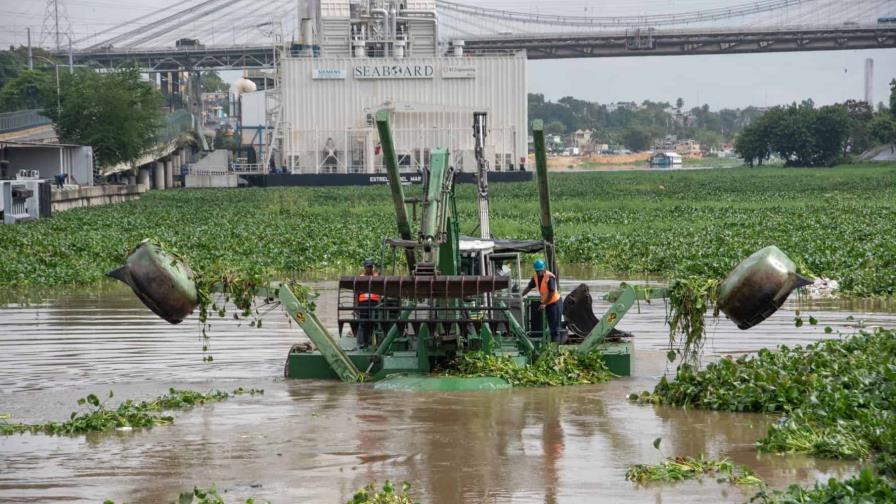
[0,109,52,133]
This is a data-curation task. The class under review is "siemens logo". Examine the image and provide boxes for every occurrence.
[312,69,347,79]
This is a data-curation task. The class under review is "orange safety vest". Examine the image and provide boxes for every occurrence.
[358,272,381,303]
[533,271,561,306]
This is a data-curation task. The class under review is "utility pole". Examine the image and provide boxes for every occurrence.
[27,28,33,69]
[55,0,60,51]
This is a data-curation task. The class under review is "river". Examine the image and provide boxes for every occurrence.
[1,280,893,503]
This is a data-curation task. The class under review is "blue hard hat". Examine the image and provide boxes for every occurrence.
[363,258,375,267]
[533,259,546,271]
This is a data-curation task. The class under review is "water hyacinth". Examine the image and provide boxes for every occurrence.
[451,344,614,387]
[1,388,263,436]
[626,454,764,486]
[1,165,895,296]
[630,328,896,497]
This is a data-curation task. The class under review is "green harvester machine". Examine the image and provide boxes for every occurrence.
[278,111,664,387]
[110,110,811,390]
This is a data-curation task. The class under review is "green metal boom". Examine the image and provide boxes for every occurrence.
[532,120,558,277]
[376,109,416,273]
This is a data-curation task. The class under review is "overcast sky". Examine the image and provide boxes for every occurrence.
[2,0,895,109]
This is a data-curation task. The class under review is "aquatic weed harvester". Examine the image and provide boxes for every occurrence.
[110,112,812,388]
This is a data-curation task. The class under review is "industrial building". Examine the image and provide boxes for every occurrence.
[267,0,527,174]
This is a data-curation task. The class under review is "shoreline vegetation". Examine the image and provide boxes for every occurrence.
[2,164,895,297]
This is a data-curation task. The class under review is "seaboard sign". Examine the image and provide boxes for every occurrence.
[353,64,435,79]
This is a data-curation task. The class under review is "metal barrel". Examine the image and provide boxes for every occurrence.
[717,245,813,330]
[108,240,198,324]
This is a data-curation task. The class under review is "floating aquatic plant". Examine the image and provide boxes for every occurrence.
[452,344,614,387]
[1,388,263,436]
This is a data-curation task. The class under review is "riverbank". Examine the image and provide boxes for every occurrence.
[1,163,894,296]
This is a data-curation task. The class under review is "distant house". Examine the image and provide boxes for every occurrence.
[573,129,593,149]
[649,152,682,167]
[675,139,702,158]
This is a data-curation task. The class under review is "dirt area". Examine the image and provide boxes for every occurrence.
[531,153,652,171]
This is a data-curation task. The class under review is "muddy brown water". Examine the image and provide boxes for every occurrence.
[1,280,894,504]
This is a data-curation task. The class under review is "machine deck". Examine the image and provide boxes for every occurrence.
[284,340,633,382]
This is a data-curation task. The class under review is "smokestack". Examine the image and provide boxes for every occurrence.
[865,58,874,104]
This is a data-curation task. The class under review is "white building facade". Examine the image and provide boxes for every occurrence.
[277,0,528,174]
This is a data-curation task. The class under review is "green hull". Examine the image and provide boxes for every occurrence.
[284,341,633,382]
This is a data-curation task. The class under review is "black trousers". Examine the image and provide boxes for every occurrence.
[546,300,565,344]
[357,300,378,348]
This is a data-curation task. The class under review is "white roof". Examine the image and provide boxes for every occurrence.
[459,239,495,252]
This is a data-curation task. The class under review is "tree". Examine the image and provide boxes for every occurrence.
[735,119,770,166]
[0,69,52,112]
[200,71,229,93]
[842,100,874,154]
[41,66,162,167]
[890,79,896,118]
[676,97,684,109]
[869,114,896,145]
[811,105,851,165]
[544,120,567,135]
[622,127,652,151]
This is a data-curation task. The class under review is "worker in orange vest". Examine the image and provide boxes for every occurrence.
[357,258,381,348]
[521,259,564,343]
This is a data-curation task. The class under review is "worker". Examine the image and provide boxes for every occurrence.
[521,259,564,344]
[356,258,381,349]
[54,172,67,189]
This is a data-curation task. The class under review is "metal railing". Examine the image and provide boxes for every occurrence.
[229,163,266,174]
[0,109,52,133]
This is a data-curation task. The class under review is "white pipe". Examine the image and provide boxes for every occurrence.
[390,6,398,45]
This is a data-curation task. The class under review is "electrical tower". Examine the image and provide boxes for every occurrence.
[40,0,72,51]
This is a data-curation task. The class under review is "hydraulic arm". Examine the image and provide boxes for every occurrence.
[376,109,417,274]
[532,120,558,277]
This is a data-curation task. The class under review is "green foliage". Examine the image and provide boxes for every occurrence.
[105,484,270,504]
[890,79,896,119]
[0,387,262,436]
[666,277,719,366]
[2,165,896,297]
[630,329,896,477]
[622,127,653,151]
[0,69,53,111]
[40,65,162,167]
[200,71,229,93]
[869,114,896,145]
[348,481,416,504]
[625,454,764,486]
[0,46,58,91]
[528,93,762,148]
[543,120,566,135]
[749,468,894,504]
[736,103,853,166]
[453,344,614,387]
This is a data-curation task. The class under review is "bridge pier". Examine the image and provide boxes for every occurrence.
[154,161,165,190]
[165,159,174,188]
[137,167,150,188]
